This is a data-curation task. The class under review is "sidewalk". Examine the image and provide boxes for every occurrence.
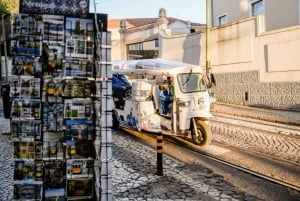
[0,98,10,134]
[211,102,300,126]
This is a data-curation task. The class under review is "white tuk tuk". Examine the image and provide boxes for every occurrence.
[112,59,213,147]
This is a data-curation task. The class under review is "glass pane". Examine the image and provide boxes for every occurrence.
[178,73,206,93]
[252,0,264,16]
[218,15,227,25]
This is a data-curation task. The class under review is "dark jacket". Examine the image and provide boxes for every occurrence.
[112,74,131,90]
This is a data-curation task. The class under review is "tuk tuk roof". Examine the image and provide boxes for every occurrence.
[112,59,203,76]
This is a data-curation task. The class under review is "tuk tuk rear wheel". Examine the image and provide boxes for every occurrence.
[191,120,212,148]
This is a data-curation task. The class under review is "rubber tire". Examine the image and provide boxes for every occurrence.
[191,120,212,148]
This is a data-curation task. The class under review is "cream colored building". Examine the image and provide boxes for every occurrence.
[206,16,300,110]
[109,7,300,111]
[211,0,300,31]
[108,8,205,61]
[206,0,300,110]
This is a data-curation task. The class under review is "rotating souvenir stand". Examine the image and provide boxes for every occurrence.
[10,8,110,200]
[10,13,44,200]
[9,13,96,200]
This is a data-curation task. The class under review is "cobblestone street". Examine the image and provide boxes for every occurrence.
[1,103,299,200]
[0,116,13,199]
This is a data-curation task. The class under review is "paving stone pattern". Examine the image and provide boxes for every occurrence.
[112,133,261,201]
[0,115,261,200]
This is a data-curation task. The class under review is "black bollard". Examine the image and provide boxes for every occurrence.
[157,133,163,176]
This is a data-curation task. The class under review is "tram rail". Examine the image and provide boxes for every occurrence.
[162,134,300,192]
[120,110,300,191]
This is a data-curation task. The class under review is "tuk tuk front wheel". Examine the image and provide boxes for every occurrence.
[191,120,212,148]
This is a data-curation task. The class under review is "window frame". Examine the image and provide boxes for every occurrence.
[128,43,143,51]
[217,13,228,26]
[154,39,159,49]
[298,0,300,24]
[249,0,265,17]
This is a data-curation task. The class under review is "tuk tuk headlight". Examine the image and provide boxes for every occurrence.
[194,97,210,110]
[198,97,205,105]
[178,100,190,107]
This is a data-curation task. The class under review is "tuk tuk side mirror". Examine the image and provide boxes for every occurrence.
[207,73,216,88]
[210,73,216,85]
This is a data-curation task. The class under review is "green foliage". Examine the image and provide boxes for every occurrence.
[0,0,19,15]
[0,3,9,15]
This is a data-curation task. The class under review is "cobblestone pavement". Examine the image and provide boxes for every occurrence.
[211,103,300,164]
[1,102,298,200]
[0,116,13,200]
[0,115,261,200]
[210,120,300,164]
[112,132,261,201]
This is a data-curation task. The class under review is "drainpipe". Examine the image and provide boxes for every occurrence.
[206,0,211,76]
[0,37,2,88]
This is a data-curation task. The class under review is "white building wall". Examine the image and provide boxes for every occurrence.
[143,40,154,50]
[123,27,159,44]
[110,28,122,61]
[198,16,300,82]
[212,0,249,26]
[212,0,299,31]
[205,16,300,108]
[168,21,190,35]
[257,25,300,82]
[265,0,299,31]
[160,35,186,62]
[159,15,300,109]
[160,34,201,65]
[207,17,256,73]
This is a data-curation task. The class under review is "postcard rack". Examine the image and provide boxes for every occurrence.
[10,11,112,201]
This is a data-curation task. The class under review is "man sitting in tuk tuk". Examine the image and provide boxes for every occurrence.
[167,76,175,100]
[112,74,132,108]
[160,76,174,115]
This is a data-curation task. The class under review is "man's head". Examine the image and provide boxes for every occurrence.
[167,76,174,84]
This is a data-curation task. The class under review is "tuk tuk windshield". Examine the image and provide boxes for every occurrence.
[178,73,207,93]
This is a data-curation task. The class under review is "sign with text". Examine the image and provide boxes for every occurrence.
[20,0,89,18]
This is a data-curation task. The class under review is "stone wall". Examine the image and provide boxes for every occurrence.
[212,71,300,111]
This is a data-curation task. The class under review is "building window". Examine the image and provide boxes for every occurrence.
[299,0,300,24]
[154,39,159,48]
[250,0,264,16]
[217,13,228,26]
[138,43,143,50]
[129,43,143,51]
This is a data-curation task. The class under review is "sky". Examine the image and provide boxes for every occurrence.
[90,0,207,24]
